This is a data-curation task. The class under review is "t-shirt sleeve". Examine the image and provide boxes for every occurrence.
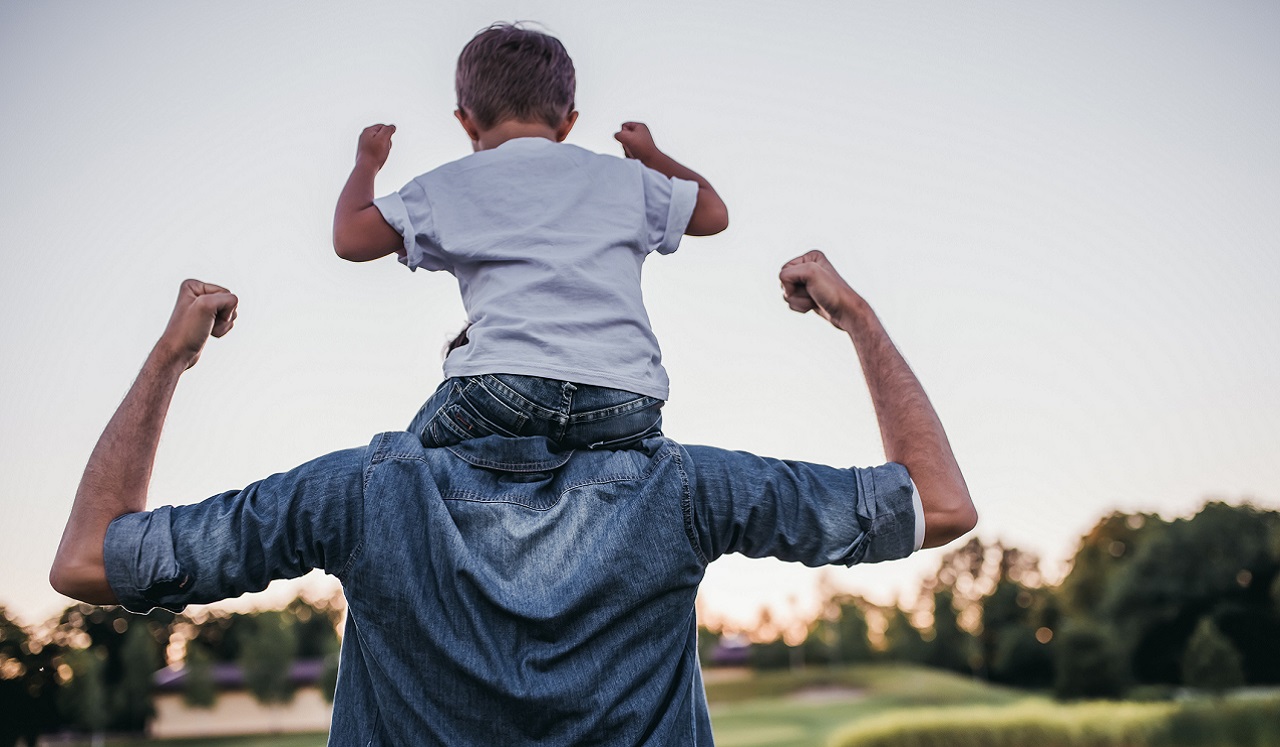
[373,179,452,272]
[684,446,919,567]
[102,445,369,614]
[641,167,699,256]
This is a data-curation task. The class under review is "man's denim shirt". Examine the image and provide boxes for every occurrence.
[105,432,918,746]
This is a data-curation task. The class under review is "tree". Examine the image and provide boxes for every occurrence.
[1271,572,1280,618]
[320,652,340,704]
[1182,617,1244,694]
[1059,512,1166,619]
[0,607,59,747]
[50,604,174,732]
[1101,502,1280,685]
[239,611,298,705]
[831,599,872,664]
[189,611,254,662]
[697,625,721,666]
[286,597,341,660]
[990,626,1054,688]
[976,577,1024,678]
[1053,623,1127,700]
[59,647,109,745]
[801,619,835,666]
[749,637,793,671]
[881,606,929,664]
[926,590,972,674]
[182,642,217,708]
[114,619,161,731]
[979,561,1058,687]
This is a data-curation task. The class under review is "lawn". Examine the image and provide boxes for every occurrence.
[708,664,1021,747]
[55,664,1017,747]
[67,668,1278,747]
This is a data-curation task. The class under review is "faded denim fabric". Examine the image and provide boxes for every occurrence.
[410,374,664,451]
[104,433,917,746]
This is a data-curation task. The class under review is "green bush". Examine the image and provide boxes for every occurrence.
[829,695,1280,747]
[1164,698,1280,747]
[1181,617,1244,694]
[1053,623,1128,700]
[830,700,1173,747]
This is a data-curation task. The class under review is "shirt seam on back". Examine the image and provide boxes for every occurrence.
[673,448,709,566]
[338,434,382,578]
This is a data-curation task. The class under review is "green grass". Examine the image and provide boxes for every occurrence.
[828,689,1280,747]
[709,664,1021,747]
[58,667,1280,747]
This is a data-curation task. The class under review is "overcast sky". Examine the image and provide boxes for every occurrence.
[2,1,1278,630]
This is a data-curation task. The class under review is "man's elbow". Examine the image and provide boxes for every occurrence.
[49,561,86,601]
[922,499,978,549]
[49,557,114,605]
[952,502,979,537]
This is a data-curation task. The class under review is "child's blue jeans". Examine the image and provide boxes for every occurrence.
[409,374,664,450]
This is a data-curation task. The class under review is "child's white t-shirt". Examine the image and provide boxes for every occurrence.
[374,138,698,400]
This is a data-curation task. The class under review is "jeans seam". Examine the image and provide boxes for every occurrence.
[480,374,564,419]
[567,396,661,424]
[673,448,709,566]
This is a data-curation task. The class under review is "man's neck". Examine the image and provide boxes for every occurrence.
[475,120,560,151]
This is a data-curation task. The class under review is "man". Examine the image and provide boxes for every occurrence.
[51,250,976,745]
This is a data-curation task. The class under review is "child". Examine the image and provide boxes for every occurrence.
[333,22,728,450]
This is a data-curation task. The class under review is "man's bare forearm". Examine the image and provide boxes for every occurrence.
[51,280,238,603]
[837,302,976,548]
[779,251,975,548]
[50,348,185,602]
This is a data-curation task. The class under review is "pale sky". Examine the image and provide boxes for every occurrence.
[2,1,1278,630]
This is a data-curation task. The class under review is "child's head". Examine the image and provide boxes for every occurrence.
[455,23,576,131]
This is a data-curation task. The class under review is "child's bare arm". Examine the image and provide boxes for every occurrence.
[333,124,405,262]
[615,122,729,236]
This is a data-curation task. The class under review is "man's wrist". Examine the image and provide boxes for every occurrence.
[832,295,875,336]
[147,339,197,376]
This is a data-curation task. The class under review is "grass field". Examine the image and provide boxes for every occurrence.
[50,664,1017,747]
[52,666,1278,747]
[707,665,1021,747]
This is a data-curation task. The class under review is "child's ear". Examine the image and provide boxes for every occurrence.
[455,109,481,150]
[555,111,579,142]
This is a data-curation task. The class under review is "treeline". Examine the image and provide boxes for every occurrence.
[0,597,341,747]
[707,500,1280,699]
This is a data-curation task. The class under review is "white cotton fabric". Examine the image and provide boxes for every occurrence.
[375,138,698,400]
[911,479,926,551]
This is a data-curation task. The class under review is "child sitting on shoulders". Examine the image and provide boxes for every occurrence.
[333,22,728,450]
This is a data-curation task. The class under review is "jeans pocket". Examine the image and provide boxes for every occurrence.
[423,378,529,447]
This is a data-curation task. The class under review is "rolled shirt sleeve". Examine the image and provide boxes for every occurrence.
[103,444,369,614]
[374,180,451,272]
[641,169,698,256]
[684,446,919,567]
